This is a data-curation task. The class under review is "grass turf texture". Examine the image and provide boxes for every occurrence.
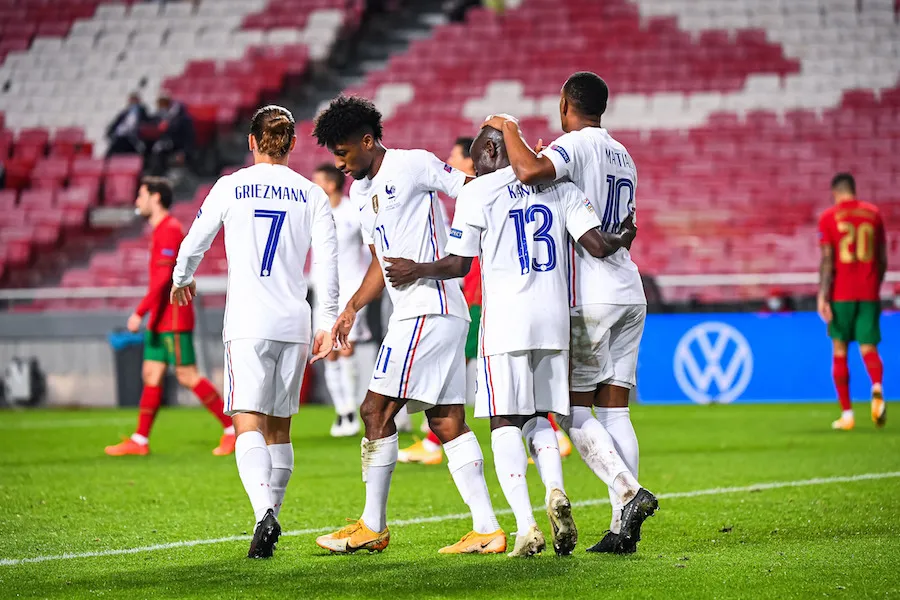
[1,403,898,599]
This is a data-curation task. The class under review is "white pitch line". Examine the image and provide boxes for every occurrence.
[0,418,135,431]
[2,471,898,567]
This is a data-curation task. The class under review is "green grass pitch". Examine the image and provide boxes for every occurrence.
[1,402,899,599]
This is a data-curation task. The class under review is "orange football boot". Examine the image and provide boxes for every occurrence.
[213,433,236,456]
[316,519,390,553]
[105,438,150,456]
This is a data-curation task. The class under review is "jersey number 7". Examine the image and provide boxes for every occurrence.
[254,209,287,277]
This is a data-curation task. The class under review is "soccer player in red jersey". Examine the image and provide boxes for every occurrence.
[105,177,236,456]
[817,173,888,431]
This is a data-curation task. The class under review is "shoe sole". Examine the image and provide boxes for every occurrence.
[439,539,507,554]
[248,521,281,559]
[547,491,577,556]
[620,490,658,545]
[316,538,389,554]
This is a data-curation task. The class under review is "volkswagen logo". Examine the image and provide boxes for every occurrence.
[673,322,753,404]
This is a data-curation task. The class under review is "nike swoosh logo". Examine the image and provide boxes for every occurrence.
[359,206,364,211]
[373,376,386,380]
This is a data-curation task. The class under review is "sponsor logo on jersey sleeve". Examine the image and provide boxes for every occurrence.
[450,228,463,239]
[582,198,595,213]
[161,248,176,257]
[550,144,570,164]
[443,163,453,173]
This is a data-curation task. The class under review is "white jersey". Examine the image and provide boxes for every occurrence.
[445,166,600,356]
[325,197,368,308]
[542,127,646,306]
[351,148,469,323]
[173,163,339,344]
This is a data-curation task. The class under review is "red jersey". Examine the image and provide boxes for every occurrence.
[462,256,482,307]
[818,199,886,302]
[135,215,195,332]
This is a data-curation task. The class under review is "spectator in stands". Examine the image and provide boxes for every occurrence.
[146,93,195,176]
[106,92,148,157]
[446,0,504,21]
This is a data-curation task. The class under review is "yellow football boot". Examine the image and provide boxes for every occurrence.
[832,414,855,431]
[439,529,507,554]
[316,519,390,553]
[397,438,443,465]
[872,387,886,428]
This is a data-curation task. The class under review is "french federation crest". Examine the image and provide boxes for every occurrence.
[372,194,379,214]
[385,183,397,200]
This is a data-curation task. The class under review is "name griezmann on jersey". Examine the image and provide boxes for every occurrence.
[235,184,308,202]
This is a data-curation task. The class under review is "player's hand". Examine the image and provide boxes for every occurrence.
[310,329,334,364]
[332,307,357,350]
[384,257,421,287]
[481,113,518,132]
[620,214,637,250]
[817,293,833,324]
[126,313,142,333]
[170,280,197,306]
[533,138,545,153]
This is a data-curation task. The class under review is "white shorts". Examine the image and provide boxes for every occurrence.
[569,303,646,392]
[224,339,309,418]
[475,350,570,418]
[368,314,467,414]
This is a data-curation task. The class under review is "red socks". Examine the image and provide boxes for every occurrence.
[193,378,232,428]
[425,429,441,446]
[136,385,163,438]
[862,350,884,387]
[832,356,851,411]
[548,413,560,432]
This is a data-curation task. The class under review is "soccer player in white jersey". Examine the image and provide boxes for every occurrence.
[312,164,372,438]
[485,72,658,553]
[311,96,505,555]
[385,126,638,557]
[170,106,339,559]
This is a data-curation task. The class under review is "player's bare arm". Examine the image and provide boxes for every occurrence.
[482,115,556,185]
[384,255,473,286]
[577,215,637,258]
[333,245,384,347]
[817,244,835,323]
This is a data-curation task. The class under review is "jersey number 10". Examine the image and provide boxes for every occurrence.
[254,209,287,277]
[837,221,875,264]
[508,204,556,275]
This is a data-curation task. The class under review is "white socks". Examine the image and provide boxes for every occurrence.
[325,360,357,417]
[522,416,564,505]
[268,443,293,517]
[444,431,500,534]
[595,406,641,534]
[235,431,274,524]
[360,433,398,533]
[561,406,639,505]
[491,426,536,536]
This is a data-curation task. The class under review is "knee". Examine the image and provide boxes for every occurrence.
[175,368,199,388]
[142,365,163,387]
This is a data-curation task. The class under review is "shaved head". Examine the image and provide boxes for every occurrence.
[471,126,509,176]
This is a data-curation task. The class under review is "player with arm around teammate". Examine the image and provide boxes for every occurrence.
[171,106,339,559]
[817,173,888,431]
[311,96,505,555]
[484,71,658,554]
[385,125,641,556]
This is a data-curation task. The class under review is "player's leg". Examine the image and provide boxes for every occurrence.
[316,389,400,553]
[857,300,885,426]
[105,330,167,455]
[325,351,359,437]
[226,339,282,558]
[171,331,235,453]
[521,350,577,556]
[265,340,308,519]
[594,305,656,551]
[829,301,855,429]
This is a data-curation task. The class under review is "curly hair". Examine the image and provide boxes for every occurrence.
[312,95,383,147]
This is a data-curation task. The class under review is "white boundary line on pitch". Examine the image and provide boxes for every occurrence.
[2,471,898,567]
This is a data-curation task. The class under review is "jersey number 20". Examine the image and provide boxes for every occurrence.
[508,204,556,275]
[254,209,286,277]
[837,221,875,264]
